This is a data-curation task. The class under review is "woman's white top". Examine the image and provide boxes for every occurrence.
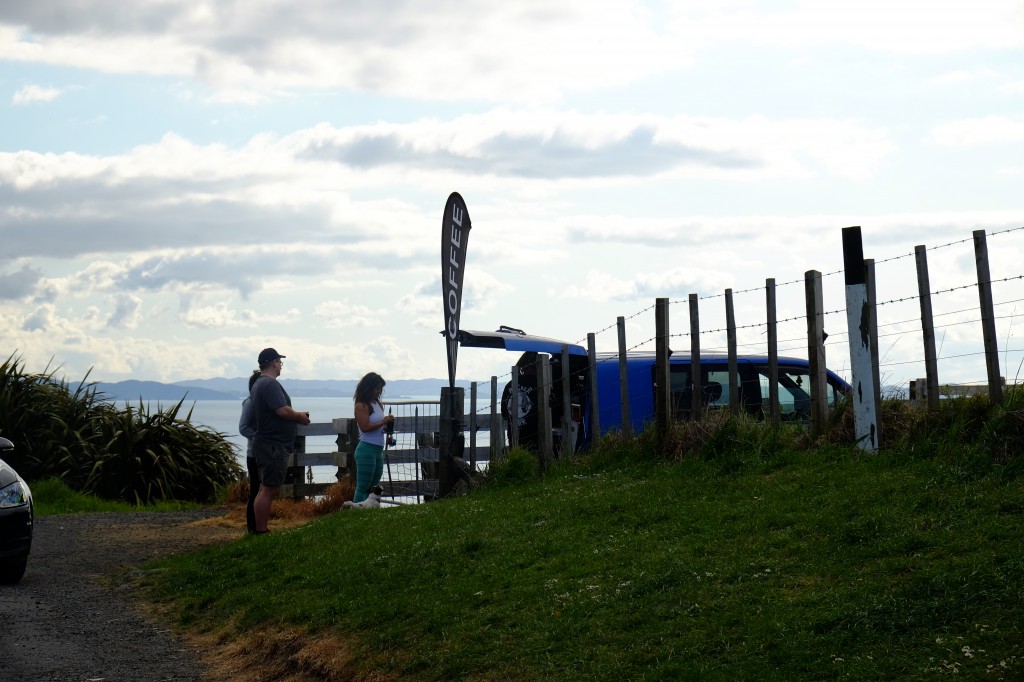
[358,401,386,446]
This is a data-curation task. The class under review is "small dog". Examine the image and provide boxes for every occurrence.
[343,485,383,509]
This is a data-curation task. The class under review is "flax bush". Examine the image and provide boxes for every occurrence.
[0,353,242,504]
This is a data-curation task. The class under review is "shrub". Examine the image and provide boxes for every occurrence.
[487,447,540,486]
[0,353,243,505]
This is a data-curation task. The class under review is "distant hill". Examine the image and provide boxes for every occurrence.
[92,377,471,401]
[92,380,239,402]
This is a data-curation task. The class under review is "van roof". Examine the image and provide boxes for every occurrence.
[457,328,588,356]
[595,351,813,364]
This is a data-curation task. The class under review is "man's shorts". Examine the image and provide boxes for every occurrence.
[252,437,290,487]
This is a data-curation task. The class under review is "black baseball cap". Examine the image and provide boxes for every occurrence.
[258,348,286,365]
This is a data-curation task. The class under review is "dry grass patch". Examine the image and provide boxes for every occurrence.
[187,624,390,682]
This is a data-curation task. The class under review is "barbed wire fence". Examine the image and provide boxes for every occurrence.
[461,225,1023,461]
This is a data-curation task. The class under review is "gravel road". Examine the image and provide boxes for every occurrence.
[0,509,240,681]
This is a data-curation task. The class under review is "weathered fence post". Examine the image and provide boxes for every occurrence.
[560,345,573,457]
[469,381,478,468]
[725,288,739,416]
[439,386,464,497]
[287,433,306,500]
[766,278,780,427]
[617,315,632,435]
[973,229,1003,404]
[655,298,672,436]
[842,226,880,452]
[536,356,554,469]
[587,332,600,441]
[915,245,940,411]
[805,269,828,435]
[688,294,701,421]
[490,376,500,462]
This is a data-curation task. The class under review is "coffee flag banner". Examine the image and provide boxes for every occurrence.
[441,192,472,389]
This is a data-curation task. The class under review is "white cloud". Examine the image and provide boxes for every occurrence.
[926,69,999,87]
[2,0,1020,104]
[0,1,686,102]
[314,299,379,329]
[107,293,142,329]
[11,84,61,104]
[179,299,258,330]
[999,80,1024,95]
[680,0,1024,55]
[562,267,729,303]
[928,116,1024,147]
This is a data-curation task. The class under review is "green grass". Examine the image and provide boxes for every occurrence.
[31,477,201,516]
[139,438,1024,681]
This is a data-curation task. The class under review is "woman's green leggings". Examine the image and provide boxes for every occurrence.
[353,441,384,503]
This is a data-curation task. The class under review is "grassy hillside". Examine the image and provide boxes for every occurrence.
[140,403,1024,681]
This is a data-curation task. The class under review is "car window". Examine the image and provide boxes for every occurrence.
[705,369,730,408]
[755,365,840,417]
[669,365,691,414]
[668,365,732,411]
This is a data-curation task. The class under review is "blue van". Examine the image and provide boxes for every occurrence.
[592,351,852,437]
[457,327,851,451]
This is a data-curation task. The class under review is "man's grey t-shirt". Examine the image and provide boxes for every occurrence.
[251,376,297,446]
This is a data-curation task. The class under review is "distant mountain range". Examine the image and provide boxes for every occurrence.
[91,377,471,401]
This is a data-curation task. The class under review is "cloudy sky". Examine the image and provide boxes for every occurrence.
[1,0,1023,389]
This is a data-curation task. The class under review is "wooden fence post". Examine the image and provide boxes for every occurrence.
[766,278,780,427]
[805,269,828,435]
[655,298,671,435]
[973,229,1003,404]
[560,345,572,457]
[688,294,701,421]
[842,226,880,452]
[617,316,632,436]
[490,376,500,463]
[469,381,478,468]
[536,356,554,469]
[587,332,601,440]
[439,386,464,497]
[915,245,940,411]
[725,288,739,416]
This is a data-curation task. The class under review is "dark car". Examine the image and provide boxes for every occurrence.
[0,436,33,584]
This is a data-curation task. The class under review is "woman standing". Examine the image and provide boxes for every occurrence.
[352,372,395,504]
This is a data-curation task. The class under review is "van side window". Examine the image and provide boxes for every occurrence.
[669,366,731,413]
[705,370,730,408]
[755,365,839,418]
[669,366,691,416]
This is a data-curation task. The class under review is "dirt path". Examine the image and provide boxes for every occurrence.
[0,508,243,681]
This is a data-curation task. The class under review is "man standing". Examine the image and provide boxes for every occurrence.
[250,347,310,533]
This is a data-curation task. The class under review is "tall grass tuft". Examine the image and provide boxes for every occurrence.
[0,353,242,504]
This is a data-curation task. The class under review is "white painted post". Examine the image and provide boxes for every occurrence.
[842,226,880,452]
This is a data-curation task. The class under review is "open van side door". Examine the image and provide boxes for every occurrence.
[457,327,591,452]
